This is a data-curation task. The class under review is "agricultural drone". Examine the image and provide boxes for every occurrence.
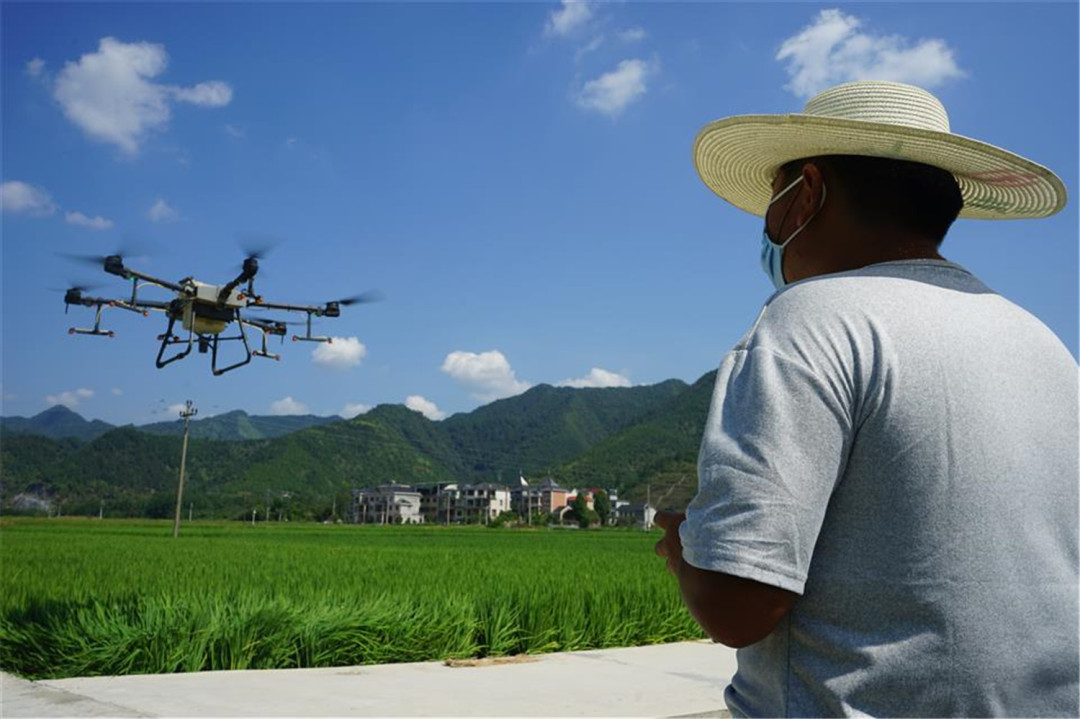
[61,250,380,375]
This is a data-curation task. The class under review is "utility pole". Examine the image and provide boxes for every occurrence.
[172,400,197,538]
[99,499,104,520]
[645,483,651,531]
[188,502,193,522]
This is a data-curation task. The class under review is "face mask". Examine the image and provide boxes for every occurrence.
[760,176,826,290]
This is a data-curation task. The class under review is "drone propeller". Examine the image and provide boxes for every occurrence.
[59,240,155,279]
[58,238,151,268]
[335,290,385,306]
[59,252,121,268]
[236,234,280,262]
[49,281,106,294]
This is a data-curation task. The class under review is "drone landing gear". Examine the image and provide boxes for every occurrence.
[155,311,255,375]
[208,314,254,376]
[156,316,195,368]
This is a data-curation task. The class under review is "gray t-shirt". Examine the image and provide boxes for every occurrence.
[680,260,1078,717]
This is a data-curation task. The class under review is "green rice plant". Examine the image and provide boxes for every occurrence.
[0,518,704,678]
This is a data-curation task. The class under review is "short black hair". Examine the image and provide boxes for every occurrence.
[780,155,964,244]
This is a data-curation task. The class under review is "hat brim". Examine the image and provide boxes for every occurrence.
[693,114,1067,220]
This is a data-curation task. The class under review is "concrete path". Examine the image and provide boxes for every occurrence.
[2,641,736,718]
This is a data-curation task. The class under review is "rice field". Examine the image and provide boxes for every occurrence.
[0,518,703,679]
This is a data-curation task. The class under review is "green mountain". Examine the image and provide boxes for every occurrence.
[138,410,341,441]
[556,371,717,509]
[440,380,689,478]
[1,419,450,520]
[0,405,115,442]
[0,376,705,519]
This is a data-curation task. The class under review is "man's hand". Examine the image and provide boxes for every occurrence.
[653,509,686,576]
[652,507,799,648]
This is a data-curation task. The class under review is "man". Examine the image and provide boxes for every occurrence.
[655,81,1078,716]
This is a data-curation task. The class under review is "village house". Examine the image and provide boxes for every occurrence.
[349,484,424,524]
[614,502,656,529]
[510,477,568,520]
[354,479,639,527]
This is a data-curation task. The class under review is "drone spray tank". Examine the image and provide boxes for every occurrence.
[179,279,246,335]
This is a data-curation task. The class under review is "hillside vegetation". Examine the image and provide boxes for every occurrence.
[2,374,711,518]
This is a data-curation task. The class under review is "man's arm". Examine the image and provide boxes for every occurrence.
[655,510,798,648]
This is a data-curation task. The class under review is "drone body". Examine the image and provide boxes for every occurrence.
[62,253,379,375]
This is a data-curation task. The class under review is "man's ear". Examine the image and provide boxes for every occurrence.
[794,162,827,226]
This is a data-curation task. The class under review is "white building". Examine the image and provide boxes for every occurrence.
[415,482,513,524]
[511,477,569,520]
[350,484,424,524]
[614,502,657,529]
[456,483,512,524]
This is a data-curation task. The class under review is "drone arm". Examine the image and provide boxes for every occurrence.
[219,257,260,304]
[248,300,321,313]
[132,299,172,311]
[124,268,183,293]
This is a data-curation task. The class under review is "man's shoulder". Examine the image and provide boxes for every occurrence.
[739,260,998,357]
[761,260,987,322]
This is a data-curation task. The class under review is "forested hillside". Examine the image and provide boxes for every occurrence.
[2,375,712,517]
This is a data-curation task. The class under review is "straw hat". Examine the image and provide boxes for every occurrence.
[693,81,1067,220]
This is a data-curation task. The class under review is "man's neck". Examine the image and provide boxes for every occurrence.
[830,229,945,274]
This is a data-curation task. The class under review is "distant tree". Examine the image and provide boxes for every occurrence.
[569,494,600,529]
[594,491,611,526]
[489,510,519,529]
[144,492,175,519]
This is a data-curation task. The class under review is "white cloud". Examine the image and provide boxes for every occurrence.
[52,37,233,154]
[617,28,646,43]
[575,35,605,62]
[146,198,178,222]
[169,81,232,106]
[270,396,309,415]
[26,57,45,78]
[46,388,94,409]
[340,402,372,419]
[776,8,965,99]
[405,395,446,421]
[577,58,656,117]
[111,387,123,396]
[546,1,592,37]
[312,337,367,369]
[441,349,532,402]
[225,124,246,139]
[556,367,632,389]
[65,210,114,230]
[1,180,57,216]
[165,402,187,416]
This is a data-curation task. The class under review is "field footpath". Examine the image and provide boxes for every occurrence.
[2,640,735,717]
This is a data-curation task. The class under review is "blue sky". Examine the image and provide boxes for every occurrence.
[2,2,1076,426]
